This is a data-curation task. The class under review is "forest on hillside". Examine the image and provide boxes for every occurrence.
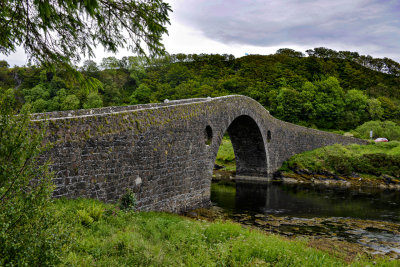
[1,47,399,130]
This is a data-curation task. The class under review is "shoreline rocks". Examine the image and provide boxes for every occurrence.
[278,171,400,191]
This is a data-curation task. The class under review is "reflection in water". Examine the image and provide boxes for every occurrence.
[210,180,400,256]
[212,181,400,222]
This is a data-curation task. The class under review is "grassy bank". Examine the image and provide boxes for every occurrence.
[281,141,400,179]
[215,135,236,171]
[215,136,399,183]
[51,198,397,266]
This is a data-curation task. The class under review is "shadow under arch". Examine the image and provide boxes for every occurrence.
[223,115,268,177]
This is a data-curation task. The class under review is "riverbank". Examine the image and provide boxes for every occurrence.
[189,205,400,261]
[277,172,400,190]
[278,141,400,190]
[214,168,400,190]
[216,138,400,189]
[206,180,400,261]
[51,198,397,266]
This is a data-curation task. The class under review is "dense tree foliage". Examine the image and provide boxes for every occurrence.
[1,47,399,130]
[0,0,171,66]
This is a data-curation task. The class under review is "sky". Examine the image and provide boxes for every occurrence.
[2,0,400,66]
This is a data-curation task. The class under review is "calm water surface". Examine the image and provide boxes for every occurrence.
[210,179,400,255]
[211,180,400,222]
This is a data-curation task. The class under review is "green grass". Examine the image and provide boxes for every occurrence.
[281,141,400,178]
[216,135,236,171]
[50,198,398,266]
[215,135,400,178]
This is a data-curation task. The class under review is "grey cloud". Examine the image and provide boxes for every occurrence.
[172,0,400,56]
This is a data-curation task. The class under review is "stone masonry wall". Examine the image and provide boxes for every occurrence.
[36,95,367,213]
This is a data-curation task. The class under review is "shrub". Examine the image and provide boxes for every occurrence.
[0,89,68,265]
[326,154,353,176]
[77,204,104,226]
[353,120,400,141]
[354,153,400,177]
[88,203,105,221]
[119,189,137,211]
[77,209,94,226]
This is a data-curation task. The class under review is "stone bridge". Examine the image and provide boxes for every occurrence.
[35,95,366,212]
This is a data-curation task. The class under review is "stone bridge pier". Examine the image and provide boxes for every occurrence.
[35,96,366,212]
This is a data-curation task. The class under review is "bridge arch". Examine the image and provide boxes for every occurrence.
[210,114,269,178]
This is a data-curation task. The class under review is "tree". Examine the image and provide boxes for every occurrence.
[378,96,400,121]
[83,92,103,109]
[276,48,304,58]
[81,60,100,77]
[0,61,13,89]
[0,0,171,66]
[31,98,49,112]
[130,84,152,104]
[275,88,303,123]
[367,98,384,121]
[165,64,192,87]
[102,84,122,106]
[312,77,345,128]
[127,56,147,86]
[100,56,121,70]
[0,89,67,265]
[61,94,80,110]
[299,81,317,121]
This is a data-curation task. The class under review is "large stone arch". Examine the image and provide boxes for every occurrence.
[210,114,269,177]
[228,115,268,177]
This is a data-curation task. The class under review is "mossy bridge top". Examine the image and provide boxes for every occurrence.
[34,95,365,212]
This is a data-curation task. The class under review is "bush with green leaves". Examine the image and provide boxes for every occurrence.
[77,203,104,226]
[352,120,400,141]
[119,189,137,211]
[0,89,68,265]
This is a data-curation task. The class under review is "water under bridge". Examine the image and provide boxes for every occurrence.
[34,95,365,212]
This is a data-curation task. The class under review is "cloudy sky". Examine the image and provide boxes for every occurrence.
[3,0,400,66]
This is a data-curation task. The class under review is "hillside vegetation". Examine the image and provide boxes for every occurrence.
[1,47,399,131]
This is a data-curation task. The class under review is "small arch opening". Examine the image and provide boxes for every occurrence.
[214,133,236,173]
[267,130,271,143]
[205,125,213,145]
